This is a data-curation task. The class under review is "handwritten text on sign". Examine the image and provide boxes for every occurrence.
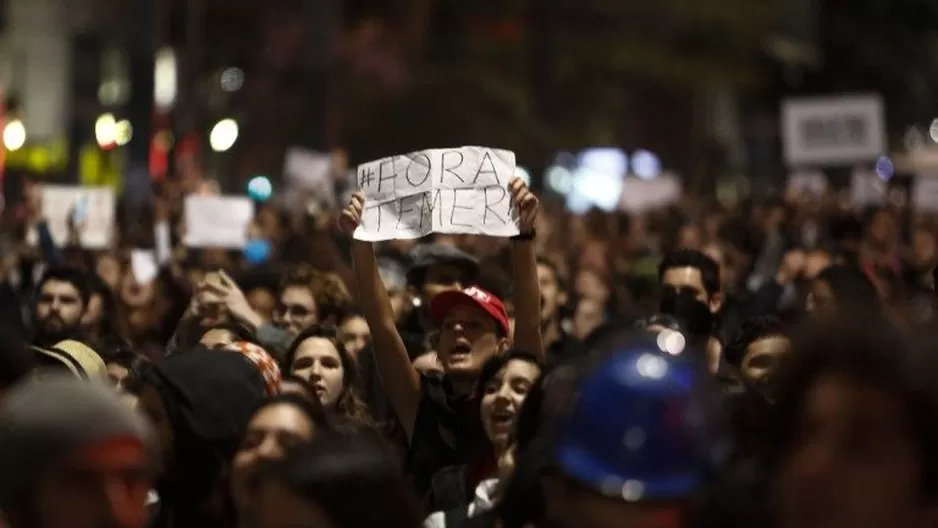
[352,146,520,241]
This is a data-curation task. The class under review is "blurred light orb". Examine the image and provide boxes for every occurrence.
[578,147,628,177]
[3,120,26,151]
[220,68,245,92]
[545,165,572,194]
[656,329,686,356]
[632,149,661,180]
[570,166,623,213]
[209,118,239,152]
[248,176,273,202]
[875,156,894,180]
[95,114,118,147]
[154,48,178,110]
[515,165,531,186]
[115,120,133,146]
[636,353,668,380]
[930,119,938,143]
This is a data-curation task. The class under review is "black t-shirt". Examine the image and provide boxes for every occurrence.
[546,330,584,367]
[406,375,490,498]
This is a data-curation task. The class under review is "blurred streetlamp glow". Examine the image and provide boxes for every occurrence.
[3,120,26,151]
[154,48,178,110]
[95,114,118,147]
[515,165,531,186]
[209,119,239,152]
[115,120,133,146]
[220,68,244,92]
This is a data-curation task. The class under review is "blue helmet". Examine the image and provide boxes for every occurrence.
[553,331,730,502]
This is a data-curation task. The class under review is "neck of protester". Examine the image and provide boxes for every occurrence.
[449,377,476,398]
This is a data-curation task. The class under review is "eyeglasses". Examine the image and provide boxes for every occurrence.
[275,304,315,318]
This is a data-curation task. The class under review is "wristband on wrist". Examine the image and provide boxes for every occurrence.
[510,229,536,242]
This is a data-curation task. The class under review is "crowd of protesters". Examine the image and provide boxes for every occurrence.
[0,169,936,528]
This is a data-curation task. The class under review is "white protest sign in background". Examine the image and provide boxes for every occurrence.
[130,249,159,285]
[184,195,255,248]
[849,168,886,207]
[28,185,116,248]
[617,174,683,213]
[353,146,520,242]
[781,94,886,167]
[283,147,336,206]
[913,172,938,212]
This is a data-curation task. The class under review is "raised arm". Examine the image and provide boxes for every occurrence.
[340,193,422,439]
[508,177,544,362]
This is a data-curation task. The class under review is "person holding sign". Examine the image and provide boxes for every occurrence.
[340,175,542,497]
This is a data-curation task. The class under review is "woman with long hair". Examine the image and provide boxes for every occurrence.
[283,324,373,425]
[425,350,543,526]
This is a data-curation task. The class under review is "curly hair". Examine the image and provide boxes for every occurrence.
[284,325,374,427]
[281,266,355,325]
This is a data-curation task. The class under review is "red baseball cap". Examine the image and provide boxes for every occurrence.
[431,286,511,336]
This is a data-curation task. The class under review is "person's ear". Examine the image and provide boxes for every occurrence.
[709,292,723,314]
[497,336,510,355]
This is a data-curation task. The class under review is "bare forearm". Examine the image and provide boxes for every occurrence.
[511,239,544,361]
[351,240,422,436]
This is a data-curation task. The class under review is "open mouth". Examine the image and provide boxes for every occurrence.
[490,410,515,427]
[450,342,472,357]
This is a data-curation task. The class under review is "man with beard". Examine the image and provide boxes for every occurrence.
[31,266,90,347]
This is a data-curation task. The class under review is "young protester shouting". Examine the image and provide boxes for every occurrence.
[339,176,543,496]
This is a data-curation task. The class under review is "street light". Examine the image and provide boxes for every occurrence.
[3,120,26,151]
[115,120,133,146]
[95,113,118,147]
[209,118,238,152]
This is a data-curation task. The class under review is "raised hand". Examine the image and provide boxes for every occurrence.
[339,192,365,237]
[201,270,263,329]
[509,177,539,235]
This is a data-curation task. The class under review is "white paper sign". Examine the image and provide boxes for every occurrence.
[913,172,938,212]
[284,147,336,206]
[352,146,520,242]
[781,94,886,167]
[28,186,115,248]
[617,174,683,213]
[130,249,159,285]
[849,168,886,207]
[184,195,255,248]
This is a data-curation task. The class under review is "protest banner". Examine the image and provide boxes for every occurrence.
[27,185,115,248]
[184,195,255,248]
[352,146,520,242]
[781,94,886,167]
